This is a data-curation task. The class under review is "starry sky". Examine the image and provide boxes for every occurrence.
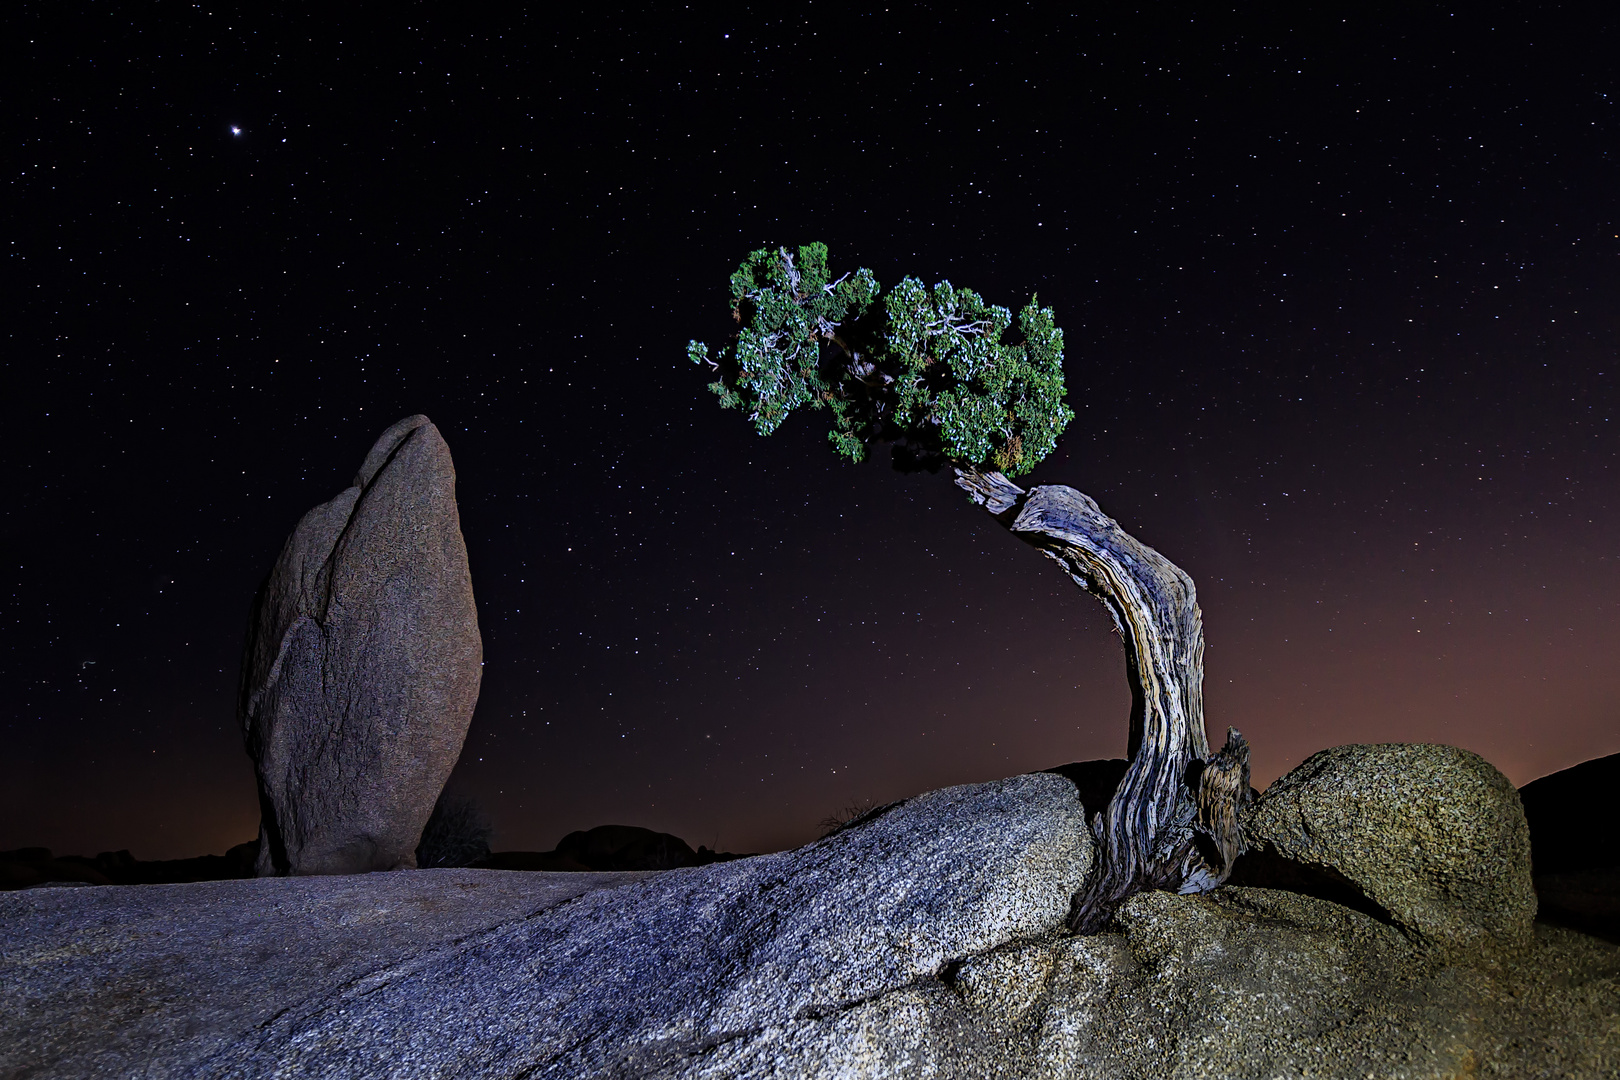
[7,5,1617,861]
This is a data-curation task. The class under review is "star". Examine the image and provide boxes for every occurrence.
[230,126,242,136]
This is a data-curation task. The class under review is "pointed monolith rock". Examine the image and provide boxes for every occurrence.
[240,415,482,876]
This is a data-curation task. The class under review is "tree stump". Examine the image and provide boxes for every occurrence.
[956,469,1251,932]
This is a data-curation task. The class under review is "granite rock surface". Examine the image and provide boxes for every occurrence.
[3,774,1092,1078]
[239,414,483,876]
[1239,742,1537,959]
[206,773,1093,1077]
[0,869,652,1079]
[6,765,1618,1078]
[1030,887,1617,1079]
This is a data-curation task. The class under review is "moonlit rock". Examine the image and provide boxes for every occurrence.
[168,774,1096,1076]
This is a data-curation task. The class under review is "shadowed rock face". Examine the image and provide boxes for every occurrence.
[1518,751,1620,938]
[1520,751,1620,875]
[240,415,482,876]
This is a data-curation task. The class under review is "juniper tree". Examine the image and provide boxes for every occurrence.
[690,243,1253,932]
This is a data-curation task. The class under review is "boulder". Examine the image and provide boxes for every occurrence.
[553,824,700,870]
[239,414,482,876]
[199,773,1093,1077]
[1236,742,1537,959]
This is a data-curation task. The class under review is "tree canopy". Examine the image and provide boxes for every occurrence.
[688,243,1074,477]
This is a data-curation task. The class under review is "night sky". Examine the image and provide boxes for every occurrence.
[7,6,1617,862]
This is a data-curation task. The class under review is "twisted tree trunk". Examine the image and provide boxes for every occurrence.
[956,469,1252,933]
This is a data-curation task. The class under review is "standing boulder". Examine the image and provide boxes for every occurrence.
[240,415,483,876]
[1236,742,1536,959]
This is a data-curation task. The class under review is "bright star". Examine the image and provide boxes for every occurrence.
[231,126,242,136]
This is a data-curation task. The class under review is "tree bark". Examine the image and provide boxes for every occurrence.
[955,469,1251,932]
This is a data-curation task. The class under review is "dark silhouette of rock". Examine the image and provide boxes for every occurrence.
[555,824,699,871]
[415,792,493,869]
[1519,751,1620,874]
[1533,868,1620,942]
[239,414,483,877]
[0,848,111,889]
[1043,758,1129,823]
[1240,743,1536,959]
[471,825,750,873]
[0,843,258,890]
[90,842,259,885]
[1519,752,1620,938]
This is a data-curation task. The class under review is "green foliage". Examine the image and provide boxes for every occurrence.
[689,244,1073,477]
[685,242,879,437]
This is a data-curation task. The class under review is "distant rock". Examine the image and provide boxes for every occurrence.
[555,824,700,870]
[0,848,111,890]
[472,825,751,873]
[1533,868,1620,941]
[1236,742,1537,959]
[85,843,259,885]
[0,844,258,891]
[239,414,483,876]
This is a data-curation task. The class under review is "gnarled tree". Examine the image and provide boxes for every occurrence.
[689,243,1252,932]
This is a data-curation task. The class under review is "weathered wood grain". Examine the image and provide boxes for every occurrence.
[956,469,1251,931]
